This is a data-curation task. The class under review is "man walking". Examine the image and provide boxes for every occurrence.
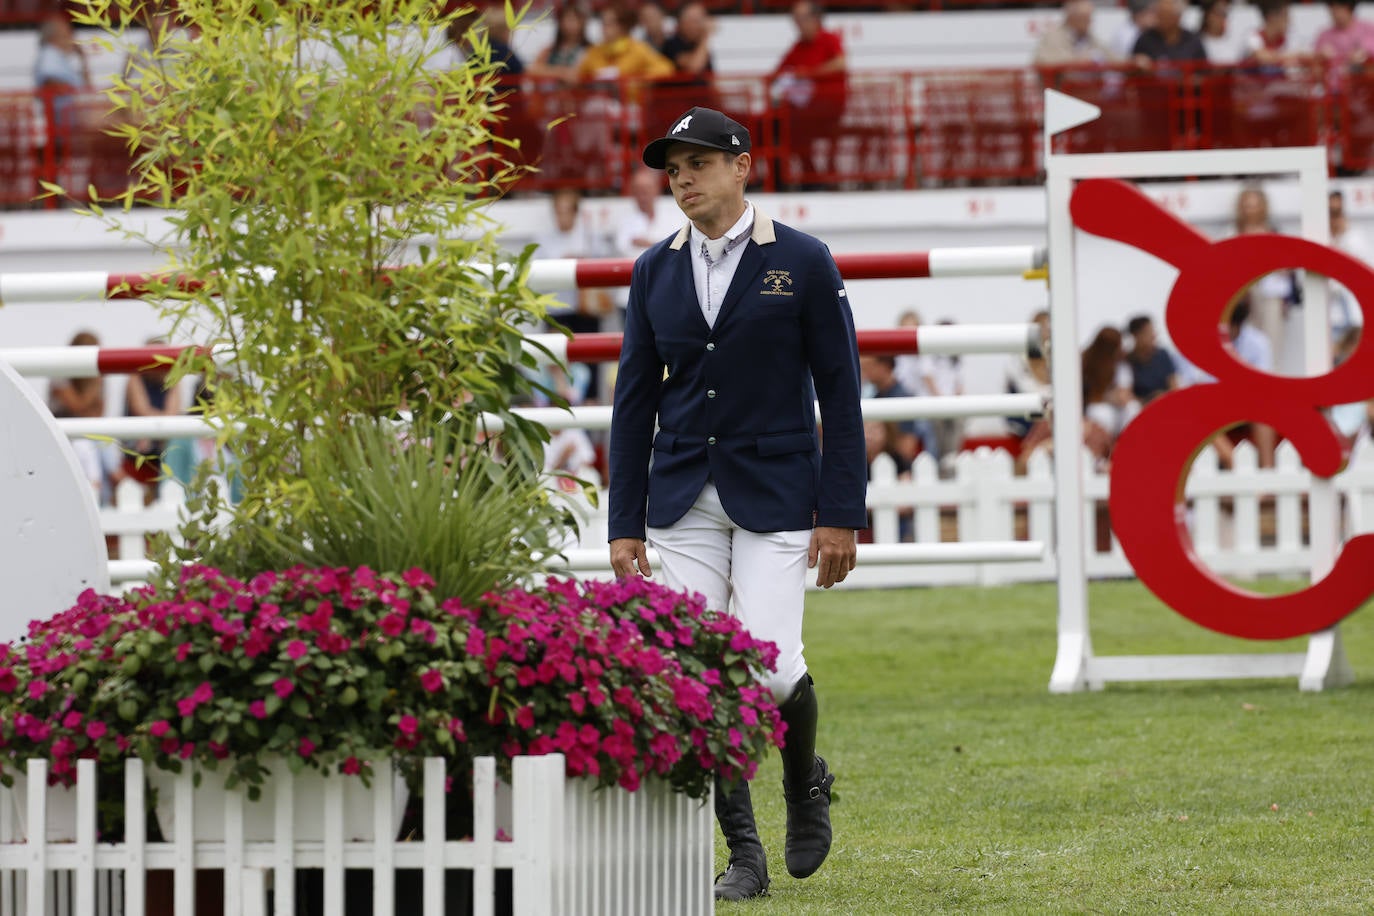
[608,107,867,900]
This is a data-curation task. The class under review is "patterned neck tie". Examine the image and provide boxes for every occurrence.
[700,227,751,315]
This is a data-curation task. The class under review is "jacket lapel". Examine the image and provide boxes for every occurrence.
[712,242,765,329]
[665,224,711,336]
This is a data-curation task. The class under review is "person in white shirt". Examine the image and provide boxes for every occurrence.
[1111,0,1158,61]
[1329,189,1370,341]
[612,167,683,310]
[1200,0,1248,64]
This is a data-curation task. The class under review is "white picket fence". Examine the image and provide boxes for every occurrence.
[103,437,1374,590]
[0,755,712,916]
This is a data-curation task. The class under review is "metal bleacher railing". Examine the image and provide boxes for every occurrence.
[0,61,1362,208]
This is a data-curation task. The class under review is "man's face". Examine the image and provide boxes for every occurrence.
[1331,195,1348,234]
[791,2,820,40]
[663,145,748,229]
[678,4,708,42]
[859,356,888,386]
[1134,321,1156,350]
[1066,2,1093,34]
[630,171,661,213]
[552,192,579,233]
[1156,0,1183,30]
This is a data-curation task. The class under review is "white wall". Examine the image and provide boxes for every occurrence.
[4,174,1370,423]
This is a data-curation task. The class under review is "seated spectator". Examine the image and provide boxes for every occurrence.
[49,330,119,505]
[1005,309,1053,469]
[1329,189,1371,341]
[861,419,913,543]
[1230,185,1299,370]
[769,0,847,190]
[1035,0,1117,67]
[34,13,90,93]
[860,354,938,464]
[1315,0,1374,88]
[926,321,967,464]
[895,312,965,466]
[1243,0,1307,71]
[34,13,92,148]
[1081,326,1140,468]
[481,5,525,78]
[528,3,591,87]
[660,2,715,79]
[1131,0,1208,67]
[1111,0,1157,62]
[534,188,612,399]
[1179,301,1277,467]
[123,338,186,500]
[1125,314,1179,404]
[1330,327,1373,449]
[646,1,720,124]
[637,2,670,53]
[1199,0,1246,66]
[577,3,674,100]
[613,166,681,268]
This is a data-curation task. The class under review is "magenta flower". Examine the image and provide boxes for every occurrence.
[298,737,316,758]
[398,715,419,736]
[249,700,268,719]
[85,721,107,741]
[149,720,171,737]
[273,678,295,699]
[286,640,308,660]
[419,669,444,693]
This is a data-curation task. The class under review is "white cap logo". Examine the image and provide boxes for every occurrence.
[672,115,693,134]
[731,135,740,146]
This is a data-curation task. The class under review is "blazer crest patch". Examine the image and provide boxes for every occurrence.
[761,269,794,296]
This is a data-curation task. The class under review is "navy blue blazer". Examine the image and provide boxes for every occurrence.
[608,211,868,541]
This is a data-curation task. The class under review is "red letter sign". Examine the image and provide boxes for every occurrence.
[1073,179,1374,639]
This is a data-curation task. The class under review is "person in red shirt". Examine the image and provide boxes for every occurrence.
[769,1,847,189]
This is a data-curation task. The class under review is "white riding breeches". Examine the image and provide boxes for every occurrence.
[647,481,811,701]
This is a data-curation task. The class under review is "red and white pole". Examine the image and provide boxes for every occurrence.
[0,246,1046,304]
[3,325,1040,378]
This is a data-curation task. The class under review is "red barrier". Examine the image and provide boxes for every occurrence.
[2,64,1350,209]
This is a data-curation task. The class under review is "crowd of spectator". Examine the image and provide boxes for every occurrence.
[1035,0,1374,85]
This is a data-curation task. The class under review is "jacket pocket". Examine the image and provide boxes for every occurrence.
[756,432,813,456]
[653,430,678,453]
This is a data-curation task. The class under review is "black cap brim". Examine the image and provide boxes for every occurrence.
[642,136,734,169]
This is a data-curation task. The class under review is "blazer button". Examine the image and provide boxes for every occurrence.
[706,342,716,351]
[708,436,717,445]
[706,389,717,398]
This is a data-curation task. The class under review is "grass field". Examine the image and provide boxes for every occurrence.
[722,580,1374,914]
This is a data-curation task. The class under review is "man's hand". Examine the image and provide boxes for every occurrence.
[610,537,653,579]
[808,526,857,589]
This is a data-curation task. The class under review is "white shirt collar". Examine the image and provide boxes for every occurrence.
[690,202,754,259]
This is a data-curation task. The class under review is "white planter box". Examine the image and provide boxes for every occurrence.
[147,757,408,843]
[0,755,715,916]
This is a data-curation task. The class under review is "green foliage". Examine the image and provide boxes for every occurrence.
[173,418,578,604]
[70,0,570,574]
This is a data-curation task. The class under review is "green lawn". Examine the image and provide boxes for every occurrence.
[724,580,1374,914]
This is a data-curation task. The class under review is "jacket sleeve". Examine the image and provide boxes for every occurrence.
[801,243,868,529]
[607,254,664,541]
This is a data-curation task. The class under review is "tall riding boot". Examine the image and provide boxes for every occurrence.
[777,673,835,879]
[713,776,769,900]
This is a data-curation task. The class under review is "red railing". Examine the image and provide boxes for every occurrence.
[2,63,1357,210]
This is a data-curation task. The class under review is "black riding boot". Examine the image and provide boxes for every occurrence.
[713,776,769,901]
[777,673,835,879]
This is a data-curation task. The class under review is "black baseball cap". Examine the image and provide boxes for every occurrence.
[642,107,752,169]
